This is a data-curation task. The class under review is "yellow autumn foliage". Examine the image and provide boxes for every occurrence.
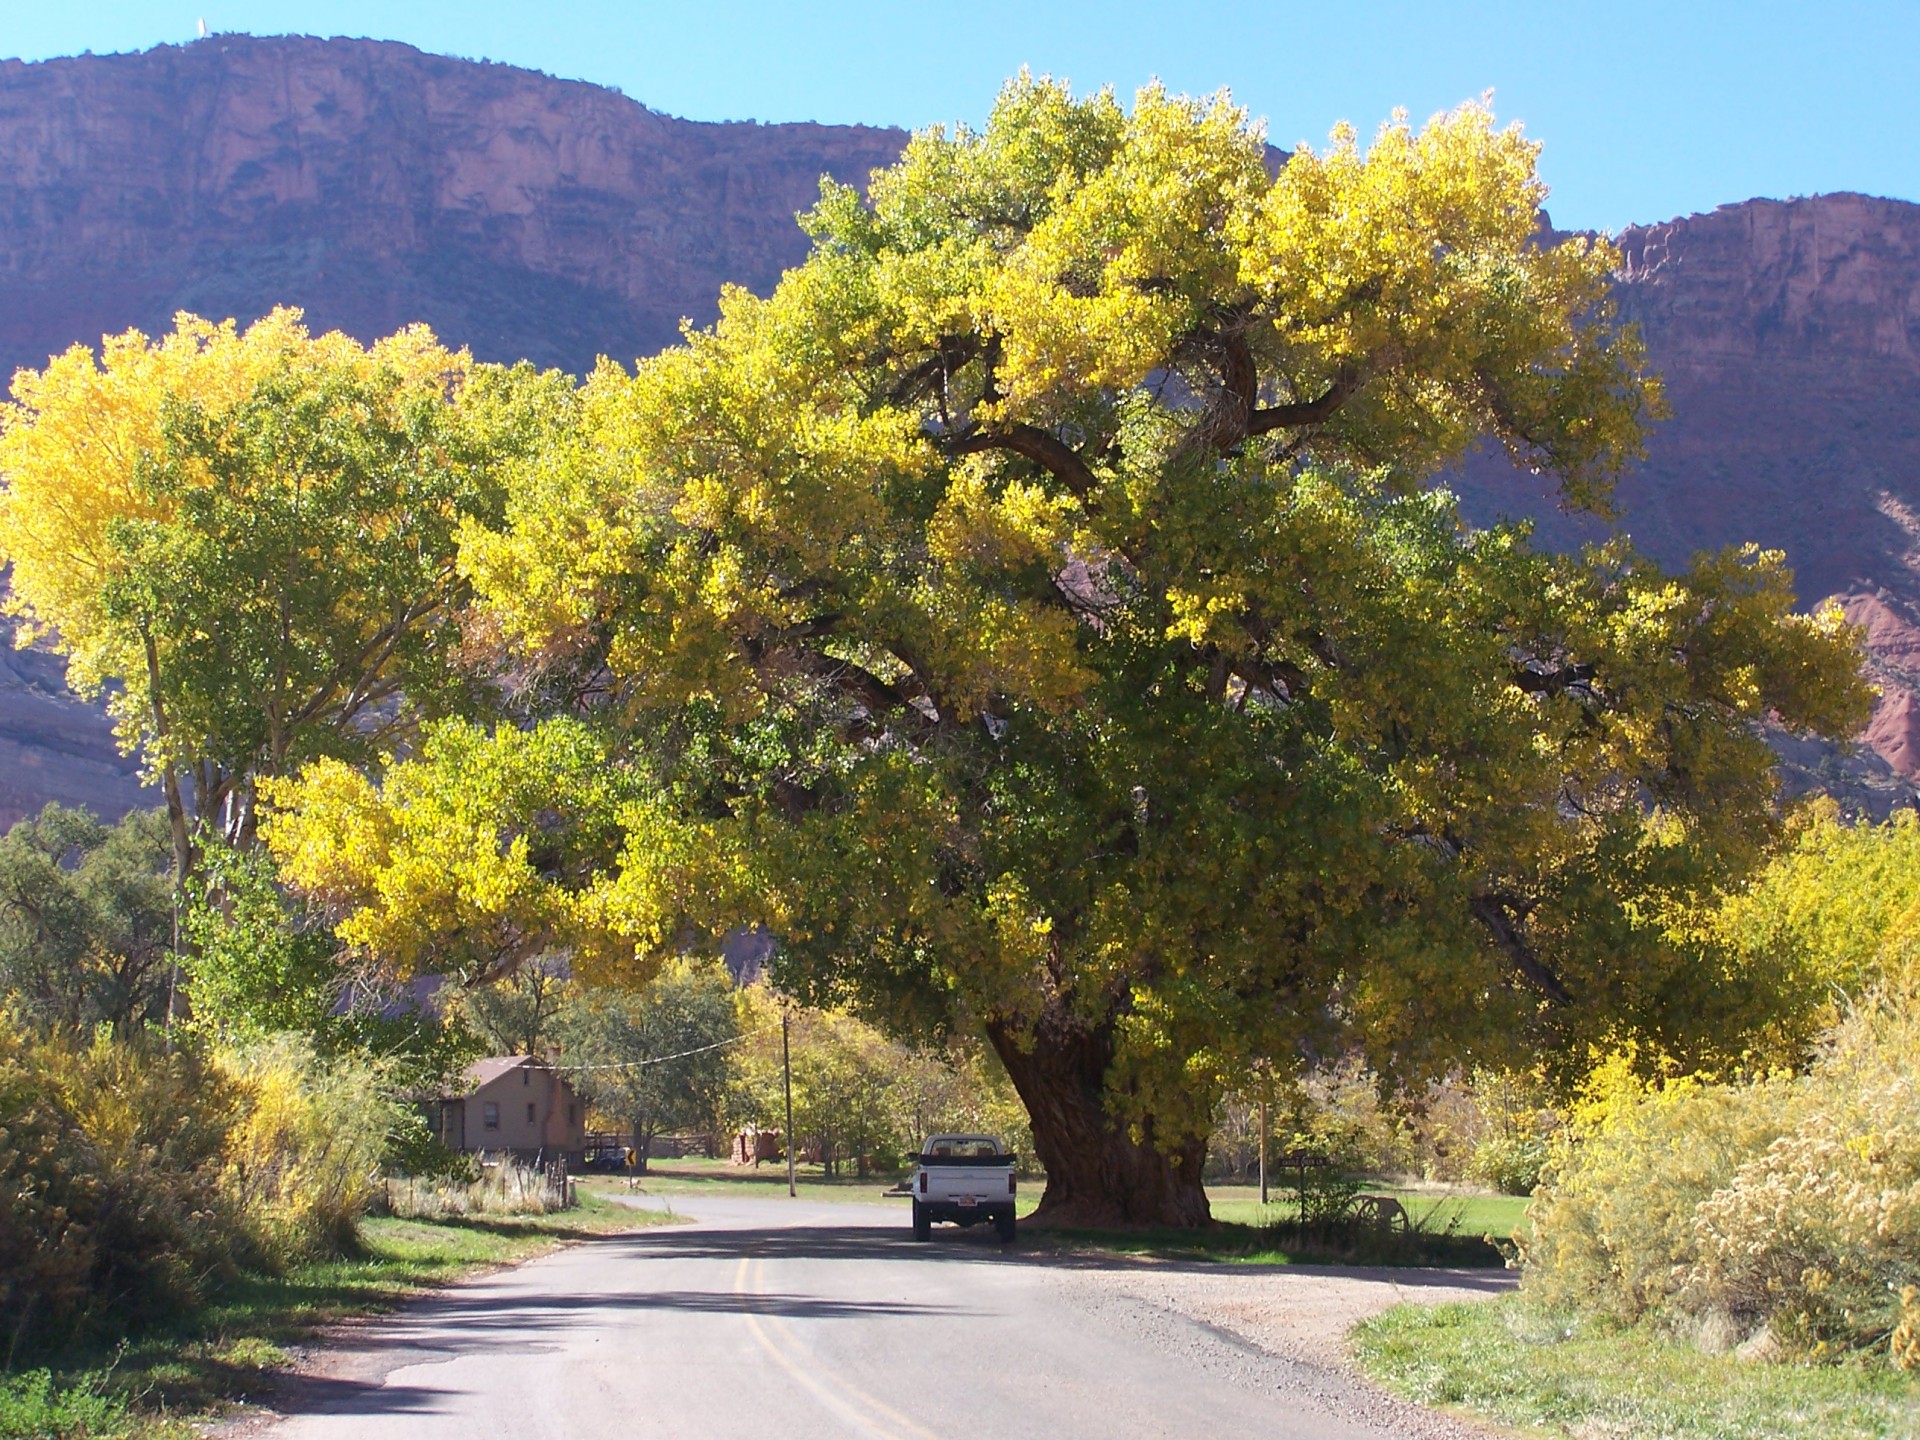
[1523,956,1920,1366]
[0,308,469,698]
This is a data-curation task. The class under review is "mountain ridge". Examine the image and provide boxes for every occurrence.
[3,36,1917,823]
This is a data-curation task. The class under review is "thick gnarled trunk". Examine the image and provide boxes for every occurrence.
[987,1007,1211,1229]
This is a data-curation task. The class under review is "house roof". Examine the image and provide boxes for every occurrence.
[440,1054,574,1099]
[465,1055,534,1088]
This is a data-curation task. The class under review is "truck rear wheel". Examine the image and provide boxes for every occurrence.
[912,1202,931,1241]
[995,1210,1016,1244]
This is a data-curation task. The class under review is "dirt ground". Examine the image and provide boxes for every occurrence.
[1061,1260,1518,1368]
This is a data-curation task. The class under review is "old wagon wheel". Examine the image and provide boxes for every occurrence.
[1348,1194,1411,1233]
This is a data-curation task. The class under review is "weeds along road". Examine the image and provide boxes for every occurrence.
[253,1194,1505,1440]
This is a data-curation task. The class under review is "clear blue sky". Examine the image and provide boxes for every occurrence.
[1,1,1913,233]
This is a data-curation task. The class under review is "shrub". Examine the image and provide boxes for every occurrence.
[1411,1067,1561,1191]
[1522,971,1920,1365]
[1467,1129,1551,1197]
[0,1029,402,1358]
[0,1029,240,1357]
[1678,978,1920,1361]
[217,1035,399,1264]
[1521,1052,1794,1323]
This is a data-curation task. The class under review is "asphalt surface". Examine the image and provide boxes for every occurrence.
[252,1193,1500,1440]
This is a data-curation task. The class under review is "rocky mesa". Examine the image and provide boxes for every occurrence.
[1465,191,1920,804]
[0,35,905,376]
[2,36,1918,822]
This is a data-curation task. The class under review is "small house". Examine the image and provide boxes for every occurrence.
[429,1056,586,1162]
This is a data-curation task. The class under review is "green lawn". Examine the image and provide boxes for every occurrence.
[1354,1296,1920,1440]
[601,1157,913,1203]
[1205,1184,1528,1240]
[5,1189,677,1440]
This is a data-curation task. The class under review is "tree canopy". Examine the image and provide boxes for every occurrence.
[0,309,573,879]
[0,805,175,1034]
[263,82,1871,1225]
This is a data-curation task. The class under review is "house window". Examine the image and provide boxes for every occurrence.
[483,1102,499,1131]
[568,1102,577,1124]
[527,1102,537,1124]
[522,1067,530,1085]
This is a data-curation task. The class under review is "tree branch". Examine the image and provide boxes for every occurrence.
[1469,892,1575,1004]
[1510,658,1601,702]
[1247,366,1364,437]
[945,423,1100,500]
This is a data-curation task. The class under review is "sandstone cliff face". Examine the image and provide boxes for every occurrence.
[1459,193,1920,801]
[1,37,1918,822]
[0,37,905,826]
[0,36,905,376]
[0,615,147,826]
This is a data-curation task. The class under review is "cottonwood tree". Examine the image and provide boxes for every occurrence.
[0,310,572,886]
[559,958,739,1167]
[0,804,174,1033]
[266,82,1870,1225]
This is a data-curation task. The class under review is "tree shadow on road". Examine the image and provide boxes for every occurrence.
[589,1217,1517,1293]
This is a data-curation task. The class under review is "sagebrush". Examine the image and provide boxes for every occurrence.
[1522,967,1920,1366]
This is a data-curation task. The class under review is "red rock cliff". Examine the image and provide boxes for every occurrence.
[1461,193,1920,797]
[3,37,1919,820]
[0,35,906,376]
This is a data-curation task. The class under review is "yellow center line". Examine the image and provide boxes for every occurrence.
[733,1251,947,1440]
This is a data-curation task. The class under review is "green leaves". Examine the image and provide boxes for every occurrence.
[0,805,175,1033]
[258,81,1870,1212]
[0,310,575,865]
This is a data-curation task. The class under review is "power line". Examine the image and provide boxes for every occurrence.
[553,1019,783,1073]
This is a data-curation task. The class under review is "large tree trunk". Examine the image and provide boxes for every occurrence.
[987,1006,1211,1229]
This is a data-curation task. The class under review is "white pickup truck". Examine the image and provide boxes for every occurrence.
[910,1133,1018,1242]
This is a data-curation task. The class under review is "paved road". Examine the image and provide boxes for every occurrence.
[254,1193,1500,1440]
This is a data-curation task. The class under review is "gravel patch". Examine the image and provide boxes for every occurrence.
[1050,1260,1519,1439]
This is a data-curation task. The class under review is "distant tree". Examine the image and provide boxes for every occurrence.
[726,996,1032,1173]
[0,309,573,885]
[0,804,175,1033]
[448,954,573,1058]
[786,1011,900,1178]
[560,959,738,1168]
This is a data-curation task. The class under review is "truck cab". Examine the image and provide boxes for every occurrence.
[911,1133,1017,1243]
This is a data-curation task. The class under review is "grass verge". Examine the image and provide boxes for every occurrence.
[3,1188,677,1440]
[599,1158,911,1203]
[1206,1185,1528,1239]
[1028,1186,1523,1267]
[1032,1219,1506,1267]
[1353,1295,1920,1440]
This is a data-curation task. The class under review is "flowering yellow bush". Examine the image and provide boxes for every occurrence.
[1520,1051,1795,1323]
[1522,969,1920,1366]
[217,1035,398,1263]
[1679,974,1920,1362]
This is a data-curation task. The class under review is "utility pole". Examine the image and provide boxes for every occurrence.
[1258,1070,1270,1208]
[782,1007,797,1198]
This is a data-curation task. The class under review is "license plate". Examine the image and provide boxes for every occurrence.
[958,1197,976,1207]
